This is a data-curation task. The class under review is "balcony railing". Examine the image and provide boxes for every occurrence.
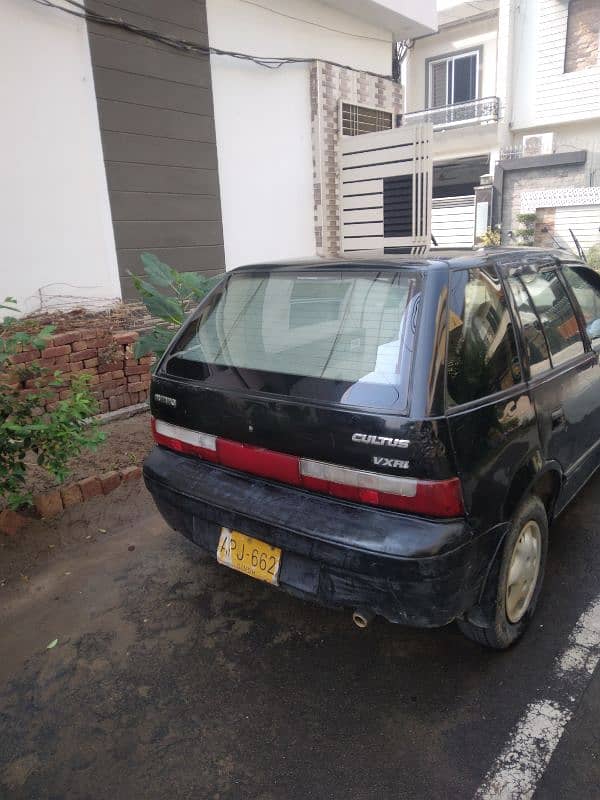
[402,97,499,129]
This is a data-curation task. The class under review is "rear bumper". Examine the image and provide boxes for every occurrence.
[143,446,504,627]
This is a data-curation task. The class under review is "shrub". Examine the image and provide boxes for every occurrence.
[130,253,223,360]
[586,244,600,269]
[515,213,537,247]
[480,227,501,247]
[0,298,104,510]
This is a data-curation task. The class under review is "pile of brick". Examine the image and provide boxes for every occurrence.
[5,327,153,413]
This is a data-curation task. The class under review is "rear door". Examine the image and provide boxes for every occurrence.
[507,262,599,502]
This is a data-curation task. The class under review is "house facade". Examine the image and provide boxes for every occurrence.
[3,0,435,313]
[403,0,600,251]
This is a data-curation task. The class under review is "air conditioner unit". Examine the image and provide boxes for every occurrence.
[522,132,555,156]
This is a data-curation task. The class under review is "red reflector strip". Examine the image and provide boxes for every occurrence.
[151,417,464,518]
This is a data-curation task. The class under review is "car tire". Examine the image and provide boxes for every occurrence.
[458,495,548,650]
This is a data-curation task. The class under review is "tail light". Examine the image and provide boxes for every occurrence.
[152,418,464,518]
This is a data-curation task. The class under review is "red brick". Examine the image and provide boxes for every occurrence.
[51,331,80,347]
[120,465,142,482]
[109,395,126,411]
[98,361,123,374]
[78,476,102,499]
[99,399,109,413]
[113,331,139,345]
[84,358,99,369]
[60,483,83,508]
[41,345,71,359]
[72,338,98,353]
[139,390,148,402]
[125,365,147,376]
[34,490,64,518]
[0,508,26,536]
[139,356,154,365]
[99,470,121,494]
[70,348,97,361]
[87,374,100,385]
[111,370,125,379]
[105,384,127,398]
[69,360,83,372]
[127,381,146,393]
[70,327,97,341]
[11,350,39,365]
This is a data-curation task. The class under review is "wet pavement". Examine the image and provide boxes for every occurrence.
[1,475,599,799]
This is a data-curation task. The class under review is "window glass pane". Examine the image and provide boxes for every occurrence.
[523,271,584,366]
[508,277,551,375]
[447,268,520,406]
[430,60,447,107]
[562,266,600,344]
[452,54,477,103]
[166,270,423,411]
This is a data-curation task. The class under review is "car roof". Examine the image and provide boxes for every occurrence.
[232,247,579,274]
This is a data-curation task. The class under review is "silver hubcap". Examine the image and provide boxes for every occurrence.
[505,520,542,624]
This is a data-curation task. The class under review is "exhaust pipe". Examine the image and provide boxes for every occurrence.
[352,609,375,629]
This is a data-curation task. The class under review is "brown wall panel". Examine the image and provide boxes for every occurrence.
[86,0,224,298]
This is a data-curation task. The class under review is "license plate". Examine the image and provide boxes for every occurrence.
[217,528,281,585]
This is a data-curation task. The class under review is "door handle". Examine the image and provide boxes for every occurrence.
[551,408,566,430]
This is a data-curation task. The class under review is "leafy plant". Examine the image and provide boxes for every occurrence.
[130,253,223,360]
[515,213,537,247]
[0,298,104,509]
[480,227,501,247]
[586,244,600,270]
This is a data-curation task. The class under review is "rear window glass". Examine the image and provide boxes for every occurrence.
[164,269,423,411]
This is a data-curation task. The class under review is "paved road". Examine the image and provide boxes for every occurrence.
[1,475,599,799]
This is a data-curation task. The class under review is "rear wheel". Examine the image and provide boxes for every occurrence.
[458,495,548,649]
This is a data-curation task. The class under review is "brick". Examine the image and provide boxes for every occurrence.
[125,365,147,376]
[113,331,139,345]
[34,490,64,518]
[0,508,26,536]
[99,399,109,413]
[139,390,148,402]
[98,361,123,374]
[51,331,80,347]
[11,350,39,365]
[109,395,126,411]
[120,465,142,482]
[129,392,139,404]
[60,483,83,508]
[69,360,83,372]
[105,384,127,398]
[99,470,121,494]
[70,348,97,361]
[41,345,71,359]
[72,339,98,353]
[79,476,102,500]
[127,381,147,393]
[84,358,99,369]
[111,370,125,379]
[59,389,72,400]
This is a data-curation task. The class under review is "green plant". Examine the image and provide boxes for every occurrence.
[586,243,600,269]
[515,213,537,247]
[480,227,501,247]
[0,298,104,509]
[130,253,223,360]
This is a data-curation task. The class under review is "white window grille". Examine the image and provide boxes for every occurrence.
[341,102,393,136]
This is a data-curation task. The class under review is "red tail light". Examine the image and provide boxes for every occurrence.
[151,418,464,518]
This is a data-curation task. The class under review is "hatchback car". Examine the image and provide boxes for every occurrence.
[143,248,600,648]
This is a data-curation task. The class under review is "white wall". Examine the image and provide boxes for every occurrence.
[0,0,120,314]
[512,0,600,131]
[206,0,394,269]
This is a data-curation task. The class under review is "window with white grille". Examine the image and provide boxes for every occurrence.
[427,50,479,108]
[341,103,393,136]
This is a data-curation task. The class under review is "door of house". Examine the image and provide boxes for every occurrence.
[340,123,433,255]
[554,205,600,252]
[431,195,476,248]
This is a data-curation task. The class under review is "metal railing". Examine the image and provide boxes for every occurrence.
[402,97,499,129]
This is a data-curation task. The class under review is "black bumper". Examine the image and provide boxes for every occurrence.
[143,446,503,627]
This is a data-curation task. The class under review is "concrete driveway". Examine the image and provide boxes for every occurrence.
[1,474,599,799]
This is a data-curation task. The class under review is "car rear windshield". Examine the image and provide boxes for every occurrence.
[163,268,423,411]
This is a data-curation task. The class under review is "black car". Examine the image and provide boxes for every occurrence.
[143,248,600,648]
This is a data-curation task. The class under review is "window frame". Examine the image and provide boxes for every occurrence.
[559,262,600,353]
[444,265,525,413]
[339,101,395,137]
[425,47,482,109]
[503,263,592,382]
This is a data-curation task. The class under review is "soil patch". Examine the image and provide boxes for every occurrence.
[24,411,153,497]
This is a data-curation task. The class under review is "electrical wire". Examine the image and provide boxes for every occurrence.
[236,0,391,43]
[31,0,394,80]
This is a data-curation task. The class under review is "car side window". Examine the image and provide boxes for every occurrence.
[447,268,521,407]
[520,271,584,367]
[562,265,600,347]
[507,276,551,376]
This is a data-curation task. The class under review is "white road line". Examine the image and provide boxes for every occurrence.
[475,594,600,800]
